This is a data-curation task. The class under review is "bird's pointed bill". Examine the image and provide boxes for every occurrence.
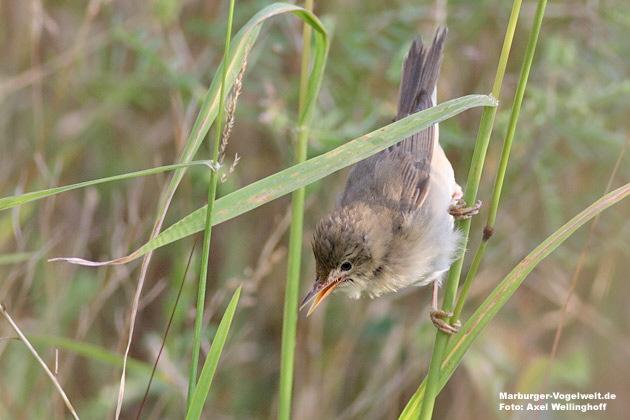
[299,278,342,316]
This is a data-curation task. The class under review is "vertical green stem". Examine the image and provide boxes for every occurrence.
[417,2,523,419]
[453,0,548,324]
[278,1,314,419]
[187,0,235,408]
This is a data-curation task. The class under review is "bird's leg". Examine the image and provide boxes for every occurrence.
[449,198,482,221]
[429,281,461,334]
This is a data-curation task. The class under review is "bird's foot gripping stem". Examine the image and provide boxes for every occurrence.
[449,198,482,220]
[430,280,461,335]
[430,307,461,334]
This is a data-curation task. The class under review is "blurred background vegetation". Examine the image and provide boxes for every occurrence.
[1,0,629,419]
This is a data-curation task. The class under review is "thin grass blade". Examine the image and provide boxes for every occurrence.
[399,183,630,419]
[52,94,497,266]
[0,161,212,212]
[185,285,242,420]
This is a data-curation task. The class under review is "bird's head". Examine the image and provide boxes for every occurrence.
[301,205,390,315]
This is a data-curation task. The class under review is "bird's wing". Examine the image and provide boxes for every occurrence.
[390,124,435,167]
[340,149,431,213]
[374,149,431,212]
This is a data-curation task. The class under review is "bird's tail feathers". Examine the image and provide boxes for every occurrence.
[396,27,448,120]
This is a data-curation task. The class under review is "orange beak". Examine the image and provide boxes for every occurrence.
[299,277,344,316]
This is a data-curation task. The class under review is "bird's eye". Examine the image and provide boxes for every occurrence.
[340,261,353,271]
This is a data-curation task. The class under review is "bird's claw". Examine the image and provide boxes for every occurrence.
[430,308,461,335]
[449,199,482,220]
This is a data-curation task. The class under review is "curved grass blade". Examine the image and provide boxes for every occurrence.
[399,183,630,419]
[51,94,497,266]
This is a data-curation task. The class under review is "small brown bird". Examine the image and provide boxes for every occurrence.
[300,28,480,333]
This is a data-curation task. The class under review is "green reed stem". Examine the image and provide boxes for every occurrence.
[453,0,548,323]
[187,0,235,408]
[278,1,318,419]
[417,1,523,419]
